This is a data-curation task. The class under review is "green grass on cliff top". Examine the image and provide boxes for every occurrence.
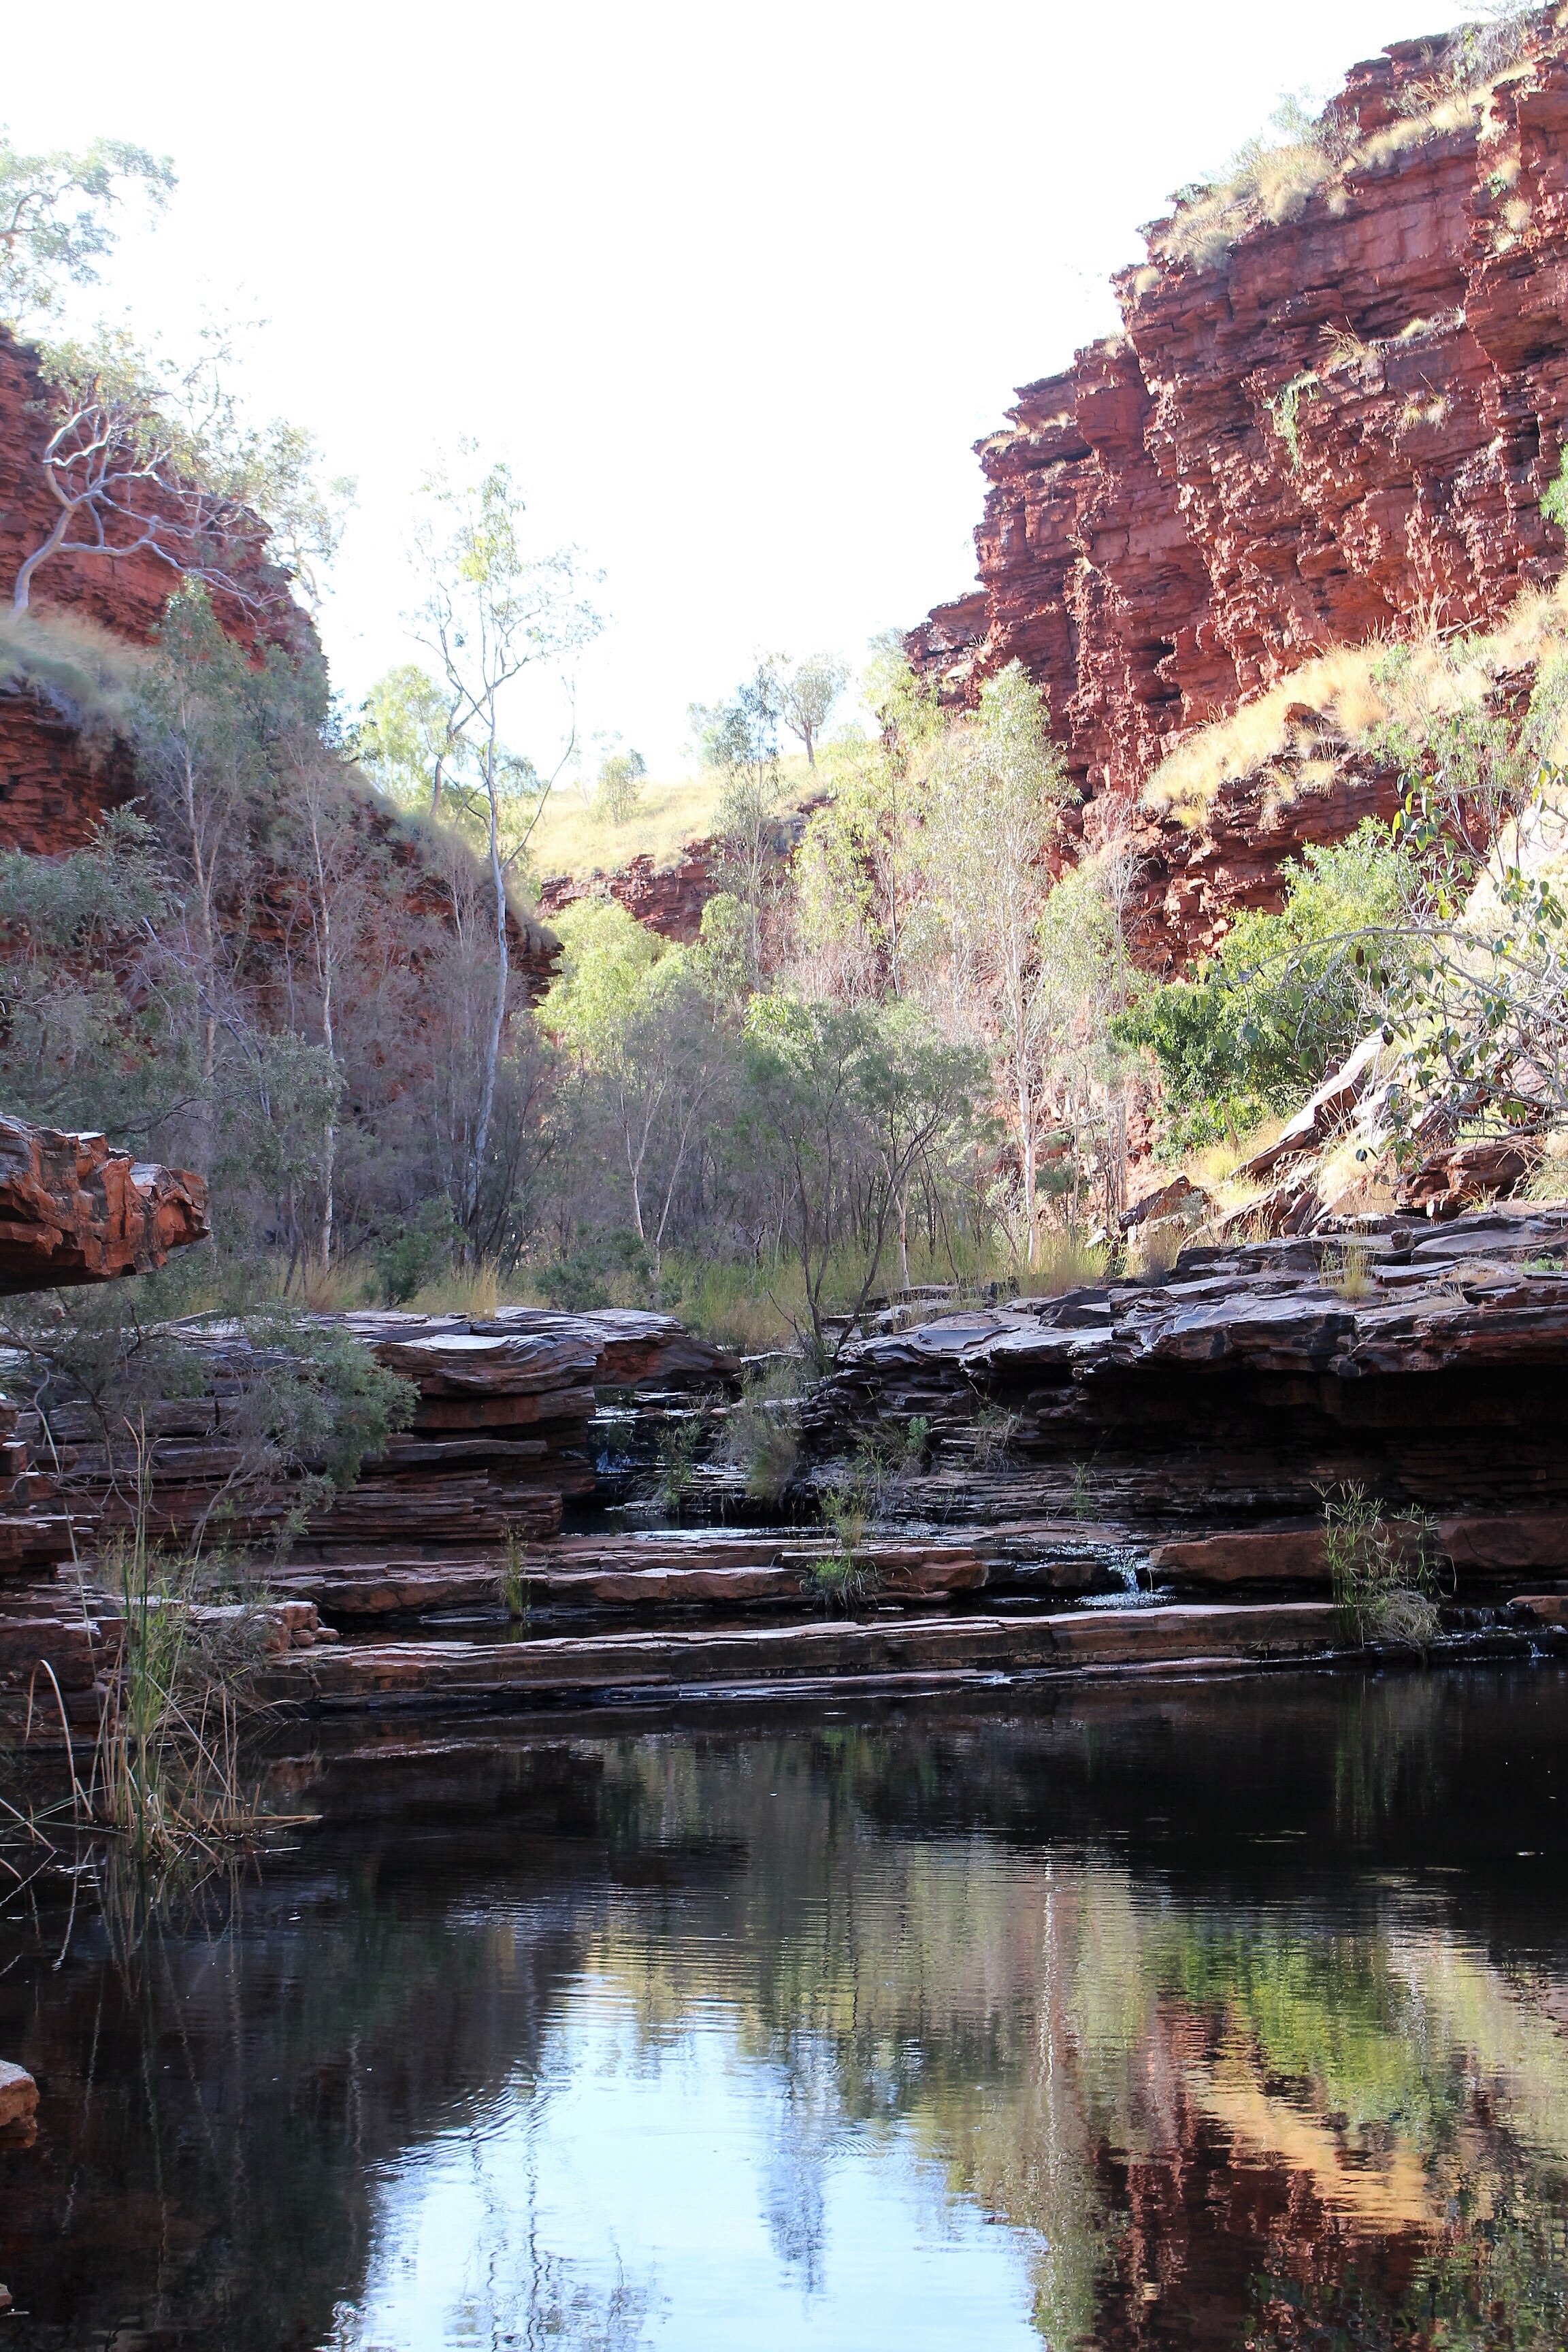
[529,750,819,887]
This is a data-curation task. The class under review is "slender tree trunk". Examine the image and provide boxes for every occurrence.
[1019,1060,1038,1267]
[13,502,74,611]
[178,736,220,1178]
[468,710,509,1241]
[308,800,337,1269]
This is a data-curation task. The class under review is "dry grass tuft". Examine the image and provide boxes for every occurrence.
[1141,578,1568,827]
[1154,28,1537,275]
[527,750,821,887]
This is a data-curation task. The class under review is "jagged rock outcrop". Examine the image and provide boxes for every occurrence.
[911,12,1568,962]
[0,1116,208,1294]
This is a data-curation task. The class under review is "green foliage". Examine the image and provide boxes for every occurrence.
[653,1414,705,1518]
[542,1228,651,1310]
[0,808,182,1139]
[770,651,849,767]
[372,1198,458,1305]
[1,1281,415,1561]
[1117,822,1411,1156]
[544,898,666,1060]
[214,1305,418,1503]
[970,1405,1017,1469]
[0,132,174,327]
[357,664,458,814]
[740,993,983,1356]
[497,1527,540,1620]
[1542,447,1568,536]
[1267,370,1319,468]
[804,1490,874,1612]
[721,1382,802,1503]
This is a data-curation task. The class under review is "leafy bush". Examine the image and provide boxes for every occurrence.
[372,1197,458,1305]
[1544,449,1568,537]
[721,1393,801,1503]
[1117,823,1411,1156]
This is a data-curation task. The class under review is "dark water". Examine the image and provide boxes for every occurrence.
[3,1667,1568,2349]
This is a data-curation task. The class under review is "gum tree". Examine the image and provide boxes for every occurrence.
[412,459,600,1237]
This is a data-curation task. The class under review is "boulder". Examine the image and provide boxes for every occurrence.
[0,2059,37,2133]
[0,1117,207,1295]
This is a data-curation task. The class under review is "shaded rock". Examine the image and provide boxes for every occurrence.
[260,1601,1348,1712]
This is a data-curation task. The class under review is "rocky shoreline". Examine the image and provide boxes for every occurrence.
[7,1200,1568,1735]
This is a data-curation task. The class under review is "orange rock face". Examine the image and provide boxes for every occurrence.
[537,844,718,944]
[911,19,1568,961]
[0,1117,208,1295]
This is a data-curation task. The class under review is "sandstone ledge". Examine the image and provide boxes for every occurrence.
[259,1603,1352,1714]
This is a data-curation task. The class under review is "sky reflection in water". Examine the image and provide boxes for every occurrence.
[3,1665,1568,2349]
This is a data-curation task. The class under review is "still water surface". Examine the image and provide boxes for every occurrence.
[3,1667,1568,2348]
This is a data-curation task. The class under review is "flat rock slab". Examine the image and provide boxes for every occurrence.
[1149,1514,1568,1586]
[0,2060,37,2132]
[261,1601,1343,1711]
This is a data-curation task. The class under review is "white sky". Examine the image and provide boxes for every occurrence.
[5,0,1481,779]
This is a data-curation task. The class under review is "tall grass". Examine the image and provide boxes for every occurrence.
[1322,1483,1441,1649]
[82,1441,279,1862]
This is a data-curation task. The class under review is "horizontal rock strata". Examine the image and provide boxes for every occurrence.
[24,1307,737,1558]
[259,1601,1351,1713]
[808,1205,1568,1552]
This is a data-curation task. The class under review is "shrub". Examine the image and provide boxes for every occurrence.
[542,1228,651,1311]
[1115,823,1409,1157]
[373,1198,458,1305]
[721,1392,801,1503]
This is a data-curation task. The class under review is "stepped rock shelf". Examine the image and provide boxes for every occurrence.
[12,1210,1568,1729]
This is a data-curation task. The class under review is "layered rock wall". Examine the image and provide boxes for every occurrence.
[911,14,1568,957]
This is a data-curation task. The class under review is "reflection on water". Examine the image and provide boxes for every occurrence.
[3,1669,1568,2348]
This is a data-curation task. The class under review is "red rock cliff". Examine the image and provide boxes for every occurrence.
[911,12,1568,953]
[0,323,308,857]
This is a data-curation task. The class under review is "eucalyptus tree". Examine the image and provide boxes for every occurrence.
[12,327,350,615]
[739,995,981,1360]
[544,900,731,1281]
[412,459,600,1237]
[357,662,468,819]
[691,663,785,979]
[926,661,1075,1265]
[770,651,849,768]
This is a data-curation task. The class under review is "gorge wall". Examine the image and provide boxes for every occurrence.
[911,10,1568,962]
[0,325,557,988]
[0,326,306,858]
